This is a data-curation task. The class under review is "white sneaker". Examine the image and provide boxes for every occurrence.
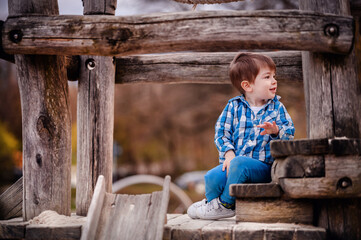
[196,198,235,220]
[187,199,207,219]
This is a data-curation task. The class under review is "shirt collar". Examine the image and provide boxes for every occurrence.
[237,95,280,110]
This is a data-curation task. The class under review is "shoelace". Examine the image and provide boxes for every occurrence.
[206,199,220,212]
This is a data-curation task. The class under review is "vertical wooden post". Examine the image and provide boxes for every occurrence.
[300,1,361,239]
[300,0,360,139]
[76,0,117,216]
[8,0,71,220]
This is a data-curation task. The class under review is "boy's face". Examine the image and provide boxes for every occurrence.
[248,66,277,103]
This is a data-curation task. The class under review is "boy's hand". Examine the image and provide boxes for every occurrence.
[257,121,279,136]
[222,150,235,176]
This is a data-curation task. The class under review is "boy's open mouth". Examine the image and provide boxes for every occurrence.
[270,87,277,93]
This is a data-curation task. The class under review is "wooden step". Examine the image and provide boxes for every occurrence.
[164,214,326,240]
[230,183,313,224]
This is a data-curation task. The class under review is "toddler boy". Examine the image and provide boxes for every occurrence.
[187,52,295,220]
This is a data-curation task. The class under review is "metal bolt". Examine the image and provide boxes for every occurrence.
[9,30,23,43]
[85,58,96,70]
[324,24,339,37]
[337,177,352,190]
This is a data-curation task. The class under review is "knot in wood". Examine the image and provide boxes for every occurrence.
[324,24,339,38]
[36,115,55,142]
[36,154,42,167]
[9,29,23,43]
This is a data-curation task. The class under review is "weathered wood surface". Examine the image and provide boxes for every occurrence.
[0,177,22,220]
[271,138,361,158]
[300,1,361,139]
[116,51,302,84]
[76,0,116,217]
[229,183,283,198]
[0,217,27,239]
[235,199,313,224]
[271,155,325,180]
[2,10,354,56]
[165,214,326,240]
[275,154,361,198]
[8,0,71,221]
[82,175,170,240]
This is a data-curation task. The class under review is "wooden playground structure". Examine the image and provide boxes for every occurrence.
[0,0,361,239]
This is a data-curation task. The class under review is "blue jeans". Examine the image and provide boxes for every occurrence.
[204,156,272,204]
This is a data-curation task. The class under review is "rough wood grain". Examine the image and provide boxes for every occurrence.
[235,199,313,224]
[8,0,72,222]
[82,175,170,240]
[76,55,115,216]
[300,0,360,139]
[2,10,354,56]
[271,138,329,158]
[201,220,235,240]
[25,224,82,240]
[271,155,325,182]
[76,0,116,217]
[116,51,302,84]
[80,175,106,240]
[279,176,361,198]
[233,222,326,240]
[83,0,117,15]
[229,183,283,198]
[0,177,22,220]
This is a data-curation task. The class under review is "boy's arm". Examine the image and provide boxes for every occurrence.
[214,101,236,163]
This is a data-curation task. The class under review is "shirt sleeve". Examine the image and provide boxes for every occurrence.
[270,103,295,141]
[214,101,236,162]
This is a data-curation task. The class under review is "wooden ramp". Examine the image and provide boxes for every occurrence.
[81,175,170,240]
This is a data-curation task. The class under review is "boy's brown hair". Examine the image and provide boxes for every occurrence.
[229,52,276,94]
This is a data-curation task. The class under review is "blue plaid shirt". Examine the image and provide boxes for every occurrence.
[215,95,295,164]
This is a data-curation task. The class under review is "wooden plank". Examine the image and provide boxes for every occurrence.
[0,218,27,239]
[234,222,326,240]
[235,199,313,224]
[271,138,329,158]
[153,175,171,240]
[201,219,236,240]
[81,175,106,240]
[8,0,71,220]
[76,0,116,217]
[325,155,361,178]
[116,51,302,84]
[26,225,82,240]
[171,218,213,240]
[164,214,192,240]
[271,155,325,181]
[330,138,361,156]
[0,177,22,220]
[229,183,283,198]
[76,55,115,216]
[279,177,361,198]
[2,10,354,56]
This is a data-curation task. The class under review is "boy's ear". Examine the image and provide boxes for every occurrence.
[241,80,252,92]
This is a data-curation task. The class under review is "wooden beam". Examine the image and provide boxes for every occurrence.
[76,0,116,216]
[2,10,354,56]
[8,0,71,221]
[116,51,302,84]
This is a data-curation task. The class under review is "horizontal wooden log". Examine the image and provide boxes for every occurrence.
[116,51,302,84]
[235,199,313,224]
[0,177,22,220]
[271,138,361,158]
[229,183,283,198]
[279,177,361,198]
[271,155,325,181]
[2,10,354,56]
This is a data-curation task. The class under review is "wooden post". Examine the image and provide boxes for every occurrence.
[8,0,71,220]
[300,0,361,239]
[76,0,116,216]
